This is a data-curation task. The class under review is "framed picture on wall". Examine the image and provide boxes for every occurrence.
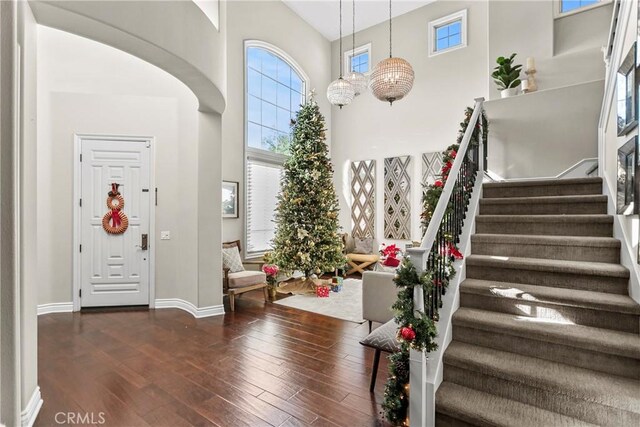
[616,136,637,215]
[617,42,637,136]
[222,181,239,218]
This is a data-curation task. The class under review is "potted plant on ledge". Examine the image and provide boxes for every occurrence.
[492,53,522,98]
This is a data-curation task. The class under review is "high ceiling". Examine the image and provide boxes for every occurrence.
[282,0,434,41]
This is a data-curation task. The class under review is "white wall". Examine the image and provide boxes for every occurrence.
[332,0,489,244]
[484,80,603,179]
[1,1,21,424]
[221,0,332,246]
[19,0,39,416]
[331,0,611,242]
[30,0,227,113]
[37,26,202,306]
[1,1,40,423]
[487,1,610,98]
[600,0,640,302]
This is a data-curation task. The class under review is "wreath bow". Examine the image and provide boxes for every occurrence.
[110,209,121,227]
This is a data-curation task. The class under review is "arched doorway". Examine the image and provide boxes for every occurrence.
[1,1,227,424]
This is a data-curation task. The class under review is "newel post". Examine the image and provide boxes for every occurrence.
[405,247,433,427]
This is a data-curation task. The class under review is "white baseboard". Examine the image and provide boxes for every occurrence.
[37,300,225,318]
[37,302,73,316]
[21,386,43,427]
[154,298,225,318]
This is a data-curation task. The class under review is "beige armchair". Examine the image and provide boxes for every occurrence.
[342,234,380,275]
[222,240,268,312]
[362,271,399,332]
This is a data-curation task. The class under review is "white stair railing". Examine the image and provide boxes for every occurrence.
[406,97,485,427]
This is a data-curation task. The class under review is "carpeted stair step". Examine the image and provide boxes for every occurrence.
[466,254,629,294]
[443,342,640,426]
[475,214,613,237]
[479,195,608,215]
[471,234,620,263]
[460,279,640,333]
[452,307,640,379]
[483,177,602,199]
[435,382,597,427]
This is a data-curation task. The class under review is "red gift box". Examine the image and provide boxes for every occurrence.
[315,285,330,298]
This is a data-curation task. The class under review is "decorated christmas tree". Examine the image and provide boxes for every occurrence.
[270,94,345,281]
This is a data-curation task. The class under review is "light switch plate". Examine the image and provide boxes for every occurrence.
[160,231,171,240]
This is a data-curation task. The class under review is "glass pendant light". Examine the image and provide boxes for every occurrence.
[344,0,367,96]
[327,0,355,108]
[369,0,414,105]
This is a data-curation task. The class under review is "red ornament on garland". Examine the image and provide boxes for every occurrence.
[400,326,416,341]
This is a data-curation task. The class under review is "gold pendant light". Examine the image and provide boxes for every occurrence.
[369,0,414,105]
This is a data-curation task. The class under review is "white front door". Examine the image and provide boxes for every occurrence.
[79,136,152,307]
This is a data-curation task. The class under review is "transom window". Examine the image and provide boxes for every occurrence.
[435,20,462,52]
[428,10,467,57]
[245,41,307,257]
[560,0,601,14]
[343,43,372,76]
[351,51,369,73]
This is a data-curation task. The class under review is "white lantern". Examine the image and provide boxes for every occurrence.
[344,0,368,97]
[327,77,355,108]
[345,71,368,96]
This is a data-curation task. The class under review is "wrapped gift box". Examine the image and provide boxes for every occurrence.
[316,285,330,298]
[331,276,344,292]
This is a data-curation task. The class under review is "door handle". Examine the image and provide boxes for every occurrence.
[141,234,148,251]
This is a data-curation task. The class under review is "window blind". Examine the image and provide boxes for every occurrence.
[246,160,283,255]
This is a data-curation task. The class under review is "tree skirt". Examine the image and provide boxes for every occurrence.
[276,277,330,296]
[274,279,365,323]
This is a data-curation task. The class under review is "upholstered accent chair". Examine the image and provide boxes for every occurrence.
[222,240,268,311]
[342,233,380,275]
[362,271,399,332]
[360,319,401,391]
[360,270,401,391]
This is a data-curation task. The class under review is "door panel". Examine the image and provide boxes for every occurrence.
[80,137,151,307]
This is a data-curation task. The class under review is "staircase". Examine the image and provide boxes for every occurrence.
[435,177,640,427]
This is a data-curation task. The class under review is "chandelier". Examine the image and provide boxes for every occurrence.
[344,0,367,96]
[369,0,414,105]
[327,0,355,108]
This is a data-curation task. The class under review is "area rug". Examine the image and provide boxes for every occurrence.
[274,279,365,323]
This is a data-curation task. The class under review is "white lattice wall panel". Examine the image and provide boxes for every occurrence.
[350,160,376,238]
[422,152,443,187]
[384,156,411,240]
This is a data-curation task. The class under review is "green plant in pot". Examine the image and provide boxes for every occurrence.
[492,53,522,98]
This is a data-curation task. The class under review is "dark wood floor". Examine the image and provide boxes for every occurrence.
[36,290,390,427]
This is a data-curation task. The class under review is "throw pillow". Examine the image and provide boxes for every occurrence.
[353,237,374,254]
[222,246,245,273]
[343,233,356,254]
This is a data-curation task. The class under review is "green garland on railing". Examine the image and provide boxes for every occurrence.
[382,107,488,426]
[421,107,488,230]
[382,259,437,426]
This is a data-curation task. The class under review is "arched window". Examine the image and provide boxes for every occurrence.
[245,41,308,256]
